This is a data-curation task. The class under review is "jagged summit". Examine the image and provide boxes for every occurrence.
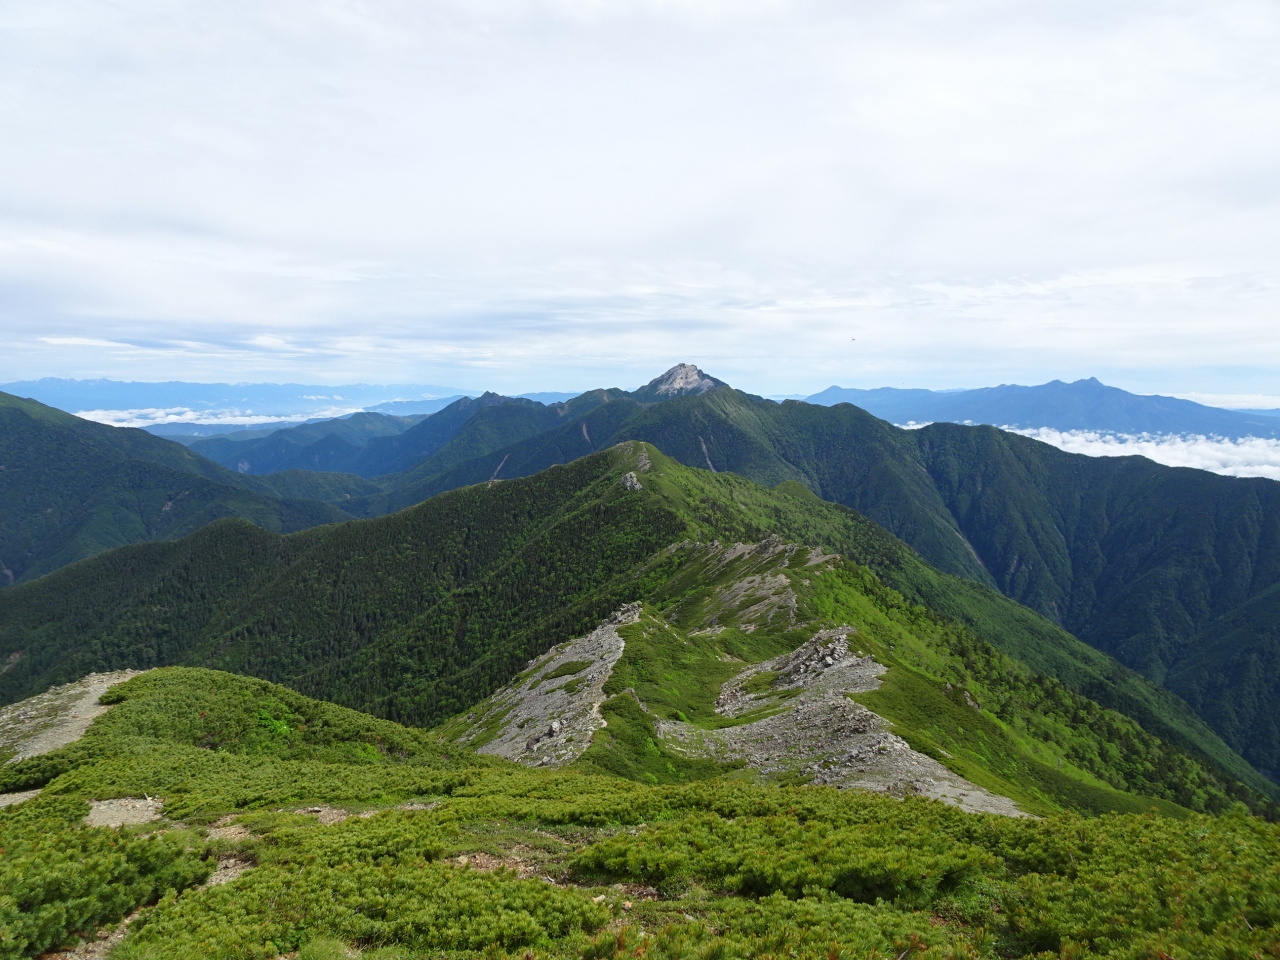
[631,363,728,402]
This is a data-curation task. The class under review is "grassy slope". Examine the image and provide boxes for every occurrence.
[4,667,1279,960]
[627,455,1274,798]
[563,540,1250,817]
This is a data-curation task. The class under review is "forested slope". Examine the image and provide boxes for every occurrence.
[362,381,1280,778]
[0,392,355,585]
[1,442,1271,808]
[189,411,427,475]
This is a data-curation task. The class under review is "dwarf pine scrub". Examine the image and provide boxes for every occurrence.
[0,669,1277,960]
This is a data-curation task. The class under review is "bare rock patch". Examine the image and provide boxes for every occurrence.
[0,670,142,764]
[85,797,163,828]
[458,604,640,767]
[661,628,1027,818]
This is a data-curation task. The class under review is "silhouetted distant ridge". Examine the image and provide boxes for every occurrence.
[807,378,1280,438]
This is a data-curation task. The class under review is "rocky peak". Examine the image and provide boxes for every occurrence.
[632,364,728,402]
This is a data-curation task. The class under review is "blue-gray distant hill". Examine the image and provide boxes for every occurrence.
[806,378,1280,438]
[0,377,470,427]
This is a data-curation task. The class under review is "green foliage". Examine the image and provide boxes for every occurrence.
[741,671,779,694]
[114,846,608,960]
[572,810,996,905]
[798,561,1260,816]
[0,451,684,730]
[576,693,730,785]
[190,410,429,478]
[0,796,212,959]
[542,660,593,682]
[330,382,1280,782]
[4,442,1270,816]
[4,665,1279,960]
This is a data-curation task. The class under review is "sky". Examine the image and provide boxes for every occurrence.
[2,0,1279,401]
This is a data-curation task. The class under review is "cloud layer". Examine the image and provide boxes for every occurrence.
[2,1,1278,393]
[1011,428,1280,481]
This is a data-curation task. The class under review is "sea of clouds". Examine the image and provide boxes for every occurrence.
[76,406,365,430]
[1007,428,1280,481]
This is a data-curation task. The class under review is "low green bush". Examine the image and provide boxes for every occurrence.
[0,797,212,960]
[572,811,995,906]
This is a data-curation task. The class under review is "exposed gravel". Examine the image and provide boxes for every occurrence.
[462,604,641,767]
[40,912,141,959]
[0,671,144,809]
[661,630,1028,818]
[0,670,141,763]
[206,858,252,886]
[85,797,164,828]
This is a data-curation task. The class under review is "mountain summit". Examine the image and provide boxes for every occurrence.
[631,363,727,401]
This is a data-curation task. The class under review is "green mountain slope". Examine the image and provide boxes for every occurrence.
[5,668,1277,960]
[0,392,357,585]
[353,389,641,515]
[189,411,427,474]
[362,376,1280,778]
[1,443,1271,811]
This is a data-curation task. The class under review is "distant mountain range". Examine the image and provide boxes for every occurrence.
[0,392,373,586]
[5,364,1280,960]
[4,362,1280,784]
[3,441,1271,815]
[0,377,471,429]
[9,373,1278,438]
[806,378,1280,438]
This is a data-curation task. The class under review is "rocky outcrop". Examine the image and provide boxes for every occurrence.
[631,364,728,402]
[461,604,641,767]
[661,629,1027,817]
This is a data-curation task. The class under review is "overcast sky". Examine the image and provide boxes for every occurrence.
[2,0,1278,400]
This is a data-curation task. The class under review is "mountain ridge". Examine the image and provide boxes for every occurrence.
[1,441,1272,811]
[807,377,1280,438]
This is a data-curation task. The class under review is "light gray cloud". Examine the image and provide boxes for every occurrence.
[1,0,1278,394]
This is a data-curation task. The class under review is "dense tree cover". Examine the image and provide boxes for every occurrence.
[0,450,683,729]
[2,443,1272,810]
[189,411,429,475]
[191,391,628,482]
[0,392,357,585]
[4,669,1279,960]
[335,384,1280,779]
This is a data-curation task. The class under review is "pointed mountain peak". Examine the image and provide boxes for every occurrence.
[632,363,728,402]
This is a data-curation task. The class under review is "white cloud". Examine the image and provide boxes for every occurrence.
[1,0,1278,393]
[1009,428,1280,481]
[75,405,364,429]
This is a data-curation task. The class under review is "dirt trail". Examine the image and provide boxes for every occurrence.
[0,671,142,809]
[0,670,141,763]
